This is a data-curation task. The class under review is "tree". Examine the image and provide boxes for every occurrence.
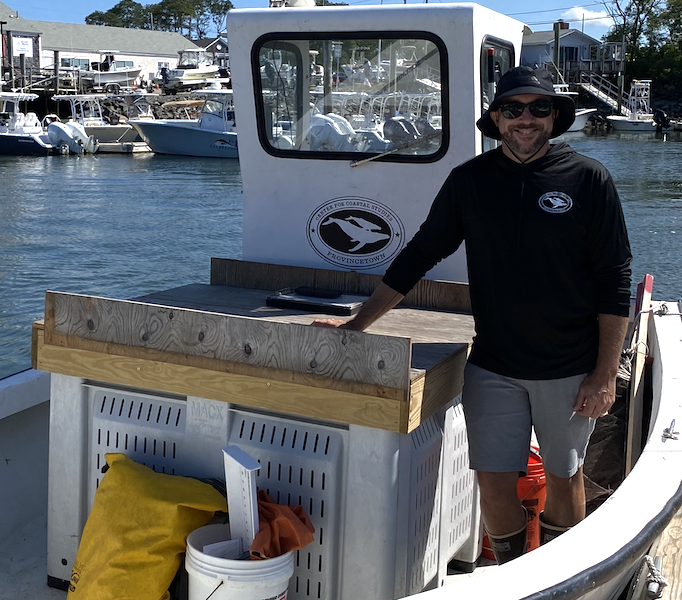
[86,0,233,36]
[86,0,146,28]
[148,0,193,34]
[85,10,124,27]
[207,0,233,36]
[604,0,665,62]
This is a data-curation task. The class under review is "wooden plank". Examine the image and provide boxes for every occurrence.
[407,344,468,433]
[625,273,654,474]
[33,326,405,432]
[44,291,411,390]
[210,258,472,313]
[133,283,476,347]
[33,320,406,401]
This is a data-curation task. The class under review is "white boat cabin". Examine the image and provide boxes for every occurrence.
[228,4,522,284]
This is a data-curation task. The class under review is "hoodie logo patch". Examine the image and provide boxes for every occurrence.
[538,192,573,214]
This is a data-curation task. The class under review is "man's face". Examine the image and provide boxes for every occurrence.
[491,93,557,160]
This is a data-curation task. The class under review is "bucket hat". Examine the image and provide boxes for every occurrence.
[476,66,575,140]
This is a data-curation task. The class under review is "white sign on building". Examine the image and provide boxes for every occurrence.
[12,37,34,58]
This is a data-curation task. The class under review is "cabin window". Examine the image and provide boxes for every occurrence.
[253,33,446,161]
[480,39,514,153]
[61,58,91,70]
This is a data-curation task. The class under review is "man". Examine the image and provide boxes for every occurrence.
[315,66,632,564]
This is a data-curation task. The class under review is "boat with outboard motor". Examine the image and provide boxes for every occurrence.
[156,49,227,93]
[52,94,141,144]
[0,92,97,155]
[129,88,237,158]
[605,79,672,132]
[79,51,143,93]
[2,4,682,600]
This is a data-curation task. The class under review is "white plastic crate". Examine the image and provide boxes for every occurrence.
[47,374,477,600]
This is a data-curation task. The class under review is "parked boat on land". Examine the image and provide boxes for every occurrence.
[79,52,143,93]
[129,89,237,158]
[156,49,228,93]
[2,4,682,600]
[0,92,96,155]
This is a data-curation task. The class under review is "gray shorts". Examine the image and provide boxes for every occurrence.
[461,363,596,478]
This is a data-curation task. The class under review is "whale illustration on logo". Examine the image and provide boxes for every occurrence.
[307,197,405,269]
[538,191,573,214]
[321,216,391,252]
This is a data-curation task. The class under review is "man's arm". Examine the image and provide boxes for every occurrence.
[573,313,629,418]
[312,282,404,331]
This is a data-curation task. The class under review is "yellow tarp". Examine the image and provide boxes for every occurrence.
[67,453,227,600]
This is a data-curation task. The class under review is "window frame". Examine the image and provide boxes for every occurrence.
[251,30,449,163]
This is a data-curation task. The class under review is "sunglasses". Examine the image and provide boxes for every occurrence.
[498,100,554,119]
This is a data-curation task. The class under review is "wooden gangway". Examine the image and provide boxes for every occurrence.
[579,72,631,116]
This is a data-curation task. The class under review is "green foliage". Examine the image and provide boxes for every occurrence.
[85,0,234,37]
[603,0,682,99]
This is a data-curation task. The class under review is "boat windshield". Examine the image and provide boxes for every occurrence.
[202,99,227,115]
[254,34,446,161]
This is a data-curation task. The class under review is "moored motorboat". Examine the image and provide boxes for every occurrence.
[0,92,96,155]
[605,80,668,132]
[52,94,142,144]
[570,108,598,131]
[607,113,655,131]
[129,89,237,158]
[553,84,597,131]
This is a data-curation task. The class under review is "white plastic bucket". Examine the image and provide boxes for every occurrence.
[186,524,295,600]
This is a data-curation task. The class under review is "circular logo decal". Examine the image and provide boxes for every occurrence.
[538,191,573,214]
[307,197,405,269]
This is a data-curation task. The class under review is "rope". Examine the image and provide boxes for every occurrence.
[644,555,668,598]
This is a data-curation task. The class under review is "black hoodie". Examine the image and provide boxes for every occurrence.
[383,142,632,380]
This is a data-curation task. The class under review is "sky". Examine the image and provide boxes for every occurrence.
[7,0,618,41]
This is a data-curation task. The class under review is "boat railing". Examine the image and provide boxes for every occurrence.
[579,71,633,117]
[1,66,80,95]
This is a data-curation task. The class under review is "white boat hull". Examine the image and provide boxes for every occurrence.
[81,68,142,88]
[130,119,238,158]
[83,123,141,143]
[568,108,598,131]
[607,115,655,132]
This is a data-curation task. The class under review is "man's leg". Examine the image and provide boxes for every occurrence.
[477,471,527,563]
[477,471,526,535]
[539,466,586,543]
[527,373,594,543]
[543,467,586,527]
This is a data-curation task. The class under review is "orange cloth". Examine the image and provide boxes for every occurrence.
[250,490,315,559]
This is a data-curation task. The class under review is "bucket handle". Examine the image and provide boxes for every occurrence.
[204,581,224,600]
[519,477,542,502]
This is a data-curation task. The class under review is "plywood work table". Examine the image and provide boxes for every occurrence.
[32,259,475,434]
[33,260,481,596]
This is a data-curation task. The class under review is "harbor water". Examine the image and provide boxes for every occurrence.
[1,131,681,380]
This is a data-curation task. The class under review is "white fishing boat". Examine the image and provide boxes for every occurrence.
[129,89,237,158]
[0,92,97,155]
[2,4,682,600]
[605,80,666,132]
[79,52,143,93]
[158,49,223,92]
[52,94,142,144]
